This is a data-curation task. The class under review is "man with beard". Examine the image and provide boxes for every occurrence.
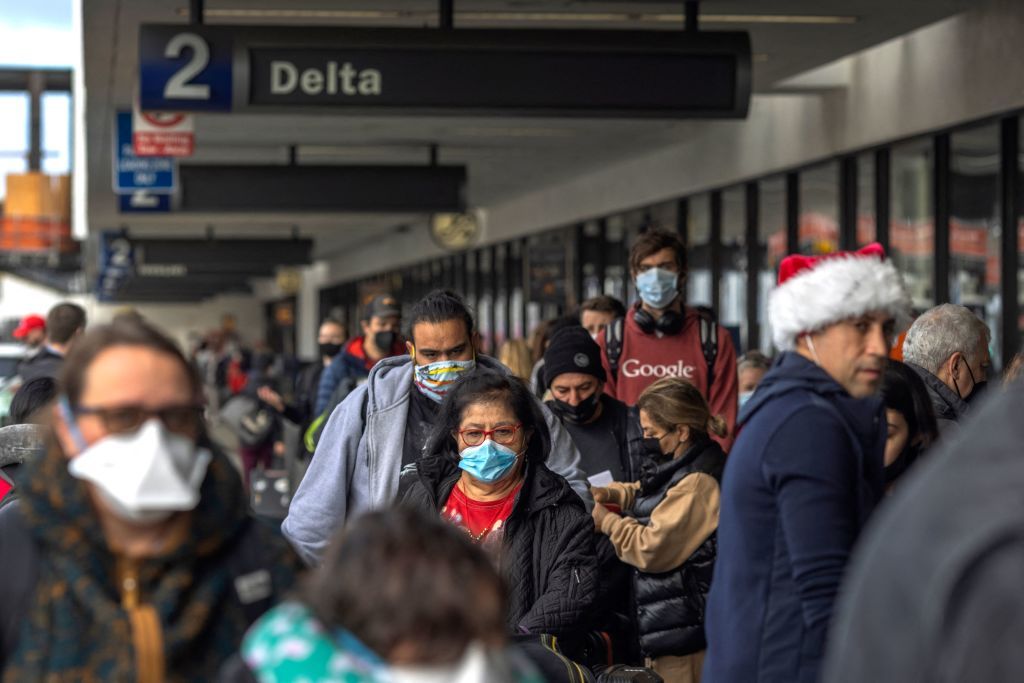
[702,244,911,683]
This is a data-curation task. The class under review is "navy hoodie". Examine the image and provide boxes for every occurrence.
[702,352,885,683]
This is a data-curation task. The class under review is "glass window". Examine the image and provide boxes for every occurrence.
[720,187,747,349]
[891,138,935,312]
[465,252,478,335]
[646,200,678,234]
[857,153,877,246]
[758,176,786,353]
[0,94,28,201]
[604,216,627,302]
[494,244,508,348]
[43,93,71,175]
[950,124,1001,367]
[580,221,604,300]
[799,162,839,255]
[687,194,712,306]
[478,249,493,353]
[510,240,525,339]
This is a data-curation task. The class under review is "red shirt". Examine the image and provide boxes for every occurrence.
[442,481,523,547]
[0,478,11,502]
[597,306,738,451]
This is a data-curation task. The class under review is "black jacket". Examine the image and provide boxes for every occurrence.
[906,362,967,434]
[16,348,63,383]
[633,438,725,659]
[281,362,325,430]
[399,454,599,636]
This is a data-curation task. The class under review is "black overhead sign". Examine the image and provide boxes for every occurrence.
[139,24,751,118]
[178,164,467,213]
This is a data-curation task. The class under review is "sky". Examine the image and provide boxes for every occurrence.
[0,0,74,200]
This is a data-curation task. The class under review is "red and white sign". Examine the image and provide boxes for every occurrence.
[132,107,194,157]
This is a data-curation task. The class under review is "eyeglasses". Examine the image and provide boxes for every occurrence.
[455,424,523,447]
[75,403,204,437]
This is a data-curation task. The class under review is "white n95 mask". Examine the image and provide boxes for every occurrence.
[68,418,211,524]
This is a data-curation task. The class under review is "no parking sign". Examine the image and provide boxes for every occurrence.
[132,106,194,157]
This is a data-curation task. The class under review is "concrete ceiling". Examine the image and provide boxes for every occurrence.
[83,0,971,261]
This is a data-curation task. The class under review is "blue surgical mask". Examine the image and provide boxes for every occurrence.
[458,439,520,483]
[413,358,476,403]
[636,267,679,310]
[739,390,754,408]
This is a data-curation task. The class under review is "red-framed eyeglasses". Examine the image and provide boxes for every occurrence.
[455,424,523,447]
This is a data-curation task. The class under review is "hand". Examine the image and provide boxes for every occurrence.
[273,441,287,457]
[591,486,610,504]
[257,386,285,413]
[592,502,614,527]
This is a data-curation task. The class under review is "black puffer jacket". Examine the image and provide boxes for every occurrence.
[399,454,599,635]
[633,438,725,658]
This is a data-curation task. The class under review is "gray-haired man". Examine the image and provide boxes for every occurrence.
[902,303,991,433]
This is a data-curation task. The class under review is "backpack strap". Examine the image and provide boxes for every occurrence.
[693,306,719,394]
[604,317,626,382]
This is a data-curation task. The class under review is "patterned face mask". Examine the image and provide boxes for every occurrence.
[412,358,476,403]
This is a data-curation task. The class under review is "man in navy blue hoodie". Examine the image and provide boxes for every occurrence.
[702,243,911,683]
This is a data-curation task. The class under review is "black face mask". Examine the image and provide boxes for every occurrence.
[549,392,601,425]
[953,361,988,405]
[319,342,343,359]
[373,331,398,352]
[642,436,669,461]
[965,380,988,405]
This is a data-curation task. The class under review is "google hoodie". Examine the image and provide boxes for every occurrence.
[596,307,738,451]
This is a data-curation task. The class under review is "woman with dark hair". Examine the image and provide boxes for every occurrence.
[882,359,939,487]
[0,319,300,680]
[399,370,599,636]
[224,508,541,682]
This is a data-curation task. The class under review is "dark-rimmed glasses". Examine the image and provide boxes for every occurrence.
[455,424,523,447]
[75,403,204,437]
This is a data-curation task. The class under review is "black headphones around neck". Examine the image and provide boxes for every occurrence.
[633,301,684,335]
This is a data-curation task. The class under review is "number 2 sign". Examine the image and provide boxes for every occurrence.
[139,26,233,111]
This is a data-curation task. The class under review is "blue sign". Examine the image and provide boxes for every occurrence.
[119,190,172,213]
[113,112,176,192]
[139,26,233,111]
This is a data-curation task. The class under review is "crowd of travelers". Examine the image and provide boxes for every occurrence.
[0,228,1021,682]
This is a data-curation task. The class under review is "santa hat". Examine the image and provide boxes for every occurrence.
[769,243,911,351]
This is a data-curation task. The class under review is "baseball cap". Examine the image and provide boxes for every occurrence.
[13,314,45,340]
[363,295,401,321]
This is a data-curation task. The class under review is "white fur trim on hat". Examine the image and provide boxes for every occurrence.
[769,254,912,351]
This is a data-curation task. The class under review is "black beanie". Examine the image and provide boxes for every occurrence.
[543,325,606,386]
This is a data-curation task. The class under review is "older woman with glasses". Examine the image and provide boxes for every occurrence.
[0,319,300,680]
[399,369,598,637]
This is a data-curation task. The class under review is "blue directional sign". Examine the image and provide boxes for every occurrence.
[113,112,176,192]
[139,27,233,111]
[119,190,172,213]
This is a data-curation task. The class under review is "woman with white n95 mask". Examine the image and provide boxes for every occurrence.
[0,319,301,682]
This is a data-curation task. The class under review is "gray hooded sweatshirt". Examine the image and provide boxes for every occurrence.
[282,354,592,565]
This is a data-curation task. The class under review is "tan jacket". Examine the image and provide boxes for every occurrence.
[597,473,720,573]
